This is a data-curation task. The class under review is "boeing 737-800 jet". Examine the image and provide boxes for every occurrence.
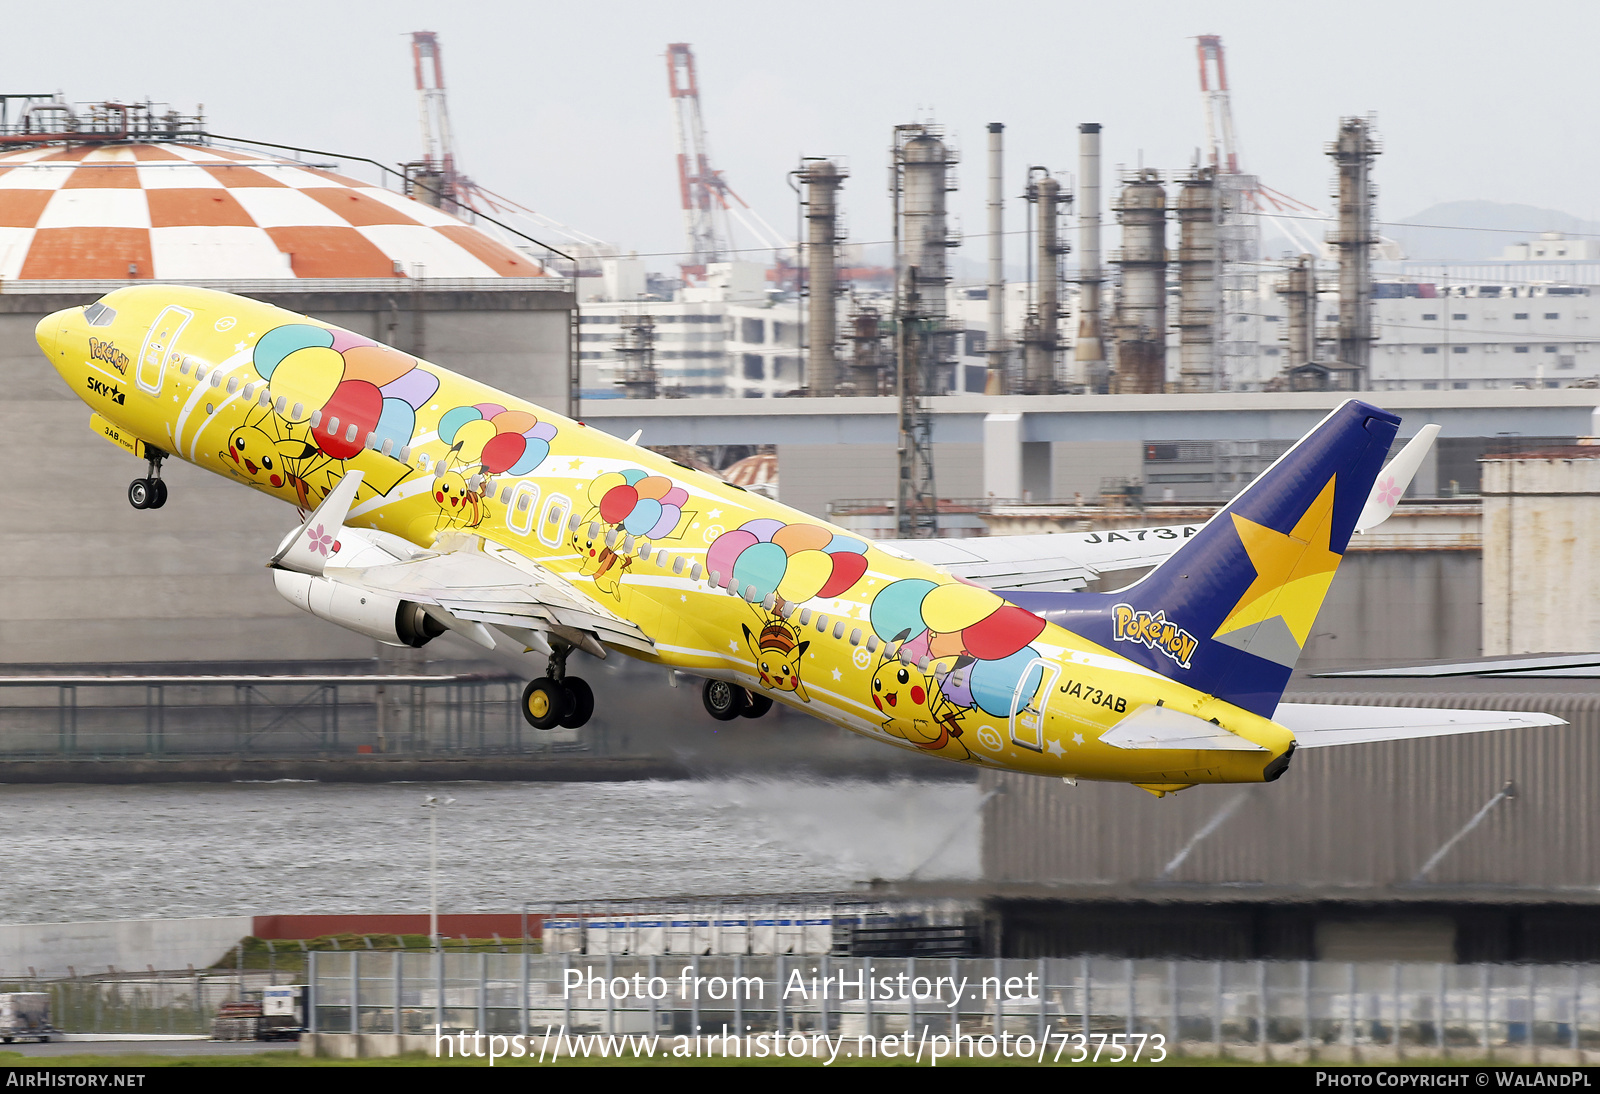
[36,287,1559,795]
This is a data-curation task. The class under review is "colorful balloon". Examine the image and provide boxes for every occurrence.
[437,402,559,476]
[706,520,870,604]
[252,322,440,462]
[585,468,692,543]
[967,647,1045,718]
[869,577,1046,665]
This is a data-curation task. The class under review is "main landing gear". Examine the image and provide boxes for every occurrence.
[702,678,773,721]
[128,446,169,510]
[520,643,593,731]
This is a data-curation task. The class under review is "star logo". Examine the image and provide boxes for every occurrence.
[568,458,583,470]
[1046,738,1065,758]
[1072,732,1084,746]
[830,667,842,682]
[707,509,722,519]
[728,639,739,652]
[1215,477,1342,650]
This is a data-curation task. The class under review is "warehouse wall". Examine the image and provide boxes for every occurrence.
[982,690,1600,890]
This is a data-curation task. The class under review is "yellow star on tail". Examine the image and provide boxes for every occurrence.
[1214,477,1342,647]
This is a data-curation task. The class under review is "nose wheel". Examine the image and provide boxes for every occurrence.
[129,447,169,510]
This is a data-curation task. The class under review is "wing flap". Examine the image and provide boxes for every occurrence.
[1274,702,1565,748]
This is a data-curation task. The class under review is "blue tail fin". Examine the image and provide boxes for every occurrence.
[1007,399,1400,717]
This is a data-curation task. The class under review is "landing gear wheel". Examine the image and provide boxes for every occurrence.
[128,478,152,509]
[739,691,773,718]
[702,678,746,721]
[149,479,169,509]
[559,677,594,729]
[521,677,571,730]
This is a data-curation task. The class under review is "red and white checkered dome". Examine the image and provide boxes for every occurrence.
[0,143,545,280]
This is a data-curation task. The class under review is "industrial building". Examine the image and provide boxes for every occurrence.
[0,104,575,666]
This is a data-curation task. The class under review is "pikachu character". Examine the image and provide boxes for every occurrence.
[570,510,631,600]
[742,616,812,703]
[431,447,489,531]
[220,405,327,510]
[868,648,972,761]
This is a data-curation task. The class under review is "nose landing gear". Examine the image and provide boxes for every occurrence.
[128,446,169,510]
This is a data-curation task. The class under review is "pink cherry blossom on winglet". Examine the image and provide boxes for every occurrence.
[1375,476,1402,508]
[305,524,335,556]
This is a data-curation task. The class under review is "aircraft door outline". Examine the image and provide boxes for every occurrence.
[136,305,194,395]
[506,481,542,537]
[1008,658,1059,752]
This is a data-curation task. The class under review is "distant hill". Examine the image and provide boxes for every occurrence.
[1387,201,1600,262]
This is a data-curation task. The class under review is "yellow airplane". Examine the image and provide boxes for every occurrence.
[36,286,1560,795]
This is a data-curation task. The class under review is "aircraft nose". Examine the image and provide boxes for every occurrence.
[34,311,59,359]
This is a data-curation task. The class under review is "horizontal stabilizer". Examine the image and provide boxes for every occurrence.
[269,471,365,577]
[1274,702,1565,748]
[1100,704,1268,751]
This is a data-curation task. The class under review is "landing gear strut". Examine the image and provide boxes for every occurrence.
[128,446,169,510]
[520,642,593,730]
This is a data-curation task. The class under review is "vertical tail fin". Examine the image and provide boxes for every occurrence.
[1017,400,1400,717]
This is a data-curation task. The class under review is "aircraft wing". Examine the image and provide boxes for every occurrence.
[881,526,1199,592]
[332,534,655,658]
[270,474,652,658]
[879,425,1441,592]
[1272,702,1565,748]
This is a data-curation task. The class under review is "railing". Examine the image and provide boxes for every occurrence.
[302,952,1600,1060]
[0,671,567,760]
[0,277,572,295]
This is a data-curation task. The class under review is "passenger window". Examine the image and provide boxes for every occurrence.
[507,482,541,536]
[537,493,572,548]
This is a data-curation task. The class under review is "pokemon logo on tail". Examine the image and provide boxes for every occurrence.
[37,285,1565,796]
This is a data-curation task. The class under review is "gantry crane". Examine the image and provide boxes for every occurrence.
[665,43,786,283]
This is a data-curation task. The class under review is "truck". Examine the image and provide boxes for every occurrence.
[0,993,53,1043]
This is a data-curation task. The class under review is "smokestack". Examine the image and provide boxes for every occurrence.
[1022,168,1065,394]
[801,159,847,396]
[1175,166,1219,392]
[1276,254,1316,373]
[1329,115,1378,390]
[1110,168,1167,394]
[985,122,1006,394]
[1074,124,1107,392]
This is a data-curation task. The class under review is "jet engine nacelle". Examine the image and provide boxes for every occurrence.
[273,570,445,648]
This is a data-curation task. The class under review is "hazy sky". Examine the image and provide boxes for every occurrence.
[7,1,1597,269]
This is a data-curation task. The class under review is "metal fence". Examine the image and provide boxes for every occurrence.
[306,952,1600,1059]
[0,671,577,759]
[0,971,281,1036]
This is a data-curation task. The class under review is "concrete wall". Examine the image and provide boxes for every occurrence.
[1050,440,1144,501]
[0,287,572,665]
[1482,453,1600,655]
[775,443,983,520]
[0,916,250,978]
[1299,551,1482,670]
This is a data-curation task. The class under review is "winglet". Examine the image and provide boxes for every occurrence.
[269,471,365,576]
[1356,424,1440,532]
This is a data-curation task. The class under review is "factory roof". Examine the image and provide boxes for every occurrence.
[0,143,544,280]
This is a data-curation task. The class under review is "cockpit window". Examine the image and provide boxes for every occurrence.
[83,302,116,327]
